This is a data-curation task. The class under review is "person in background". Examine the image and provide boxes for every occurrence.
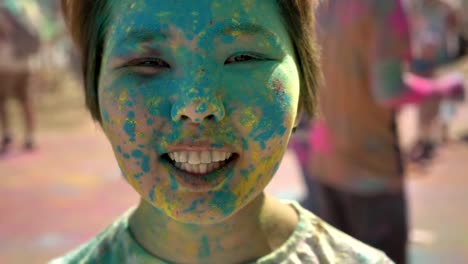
[0,6,40,154]
[406,0,463,162]
[309,1,451,263]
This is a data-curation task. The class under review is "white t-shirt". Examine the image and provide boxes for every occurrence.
[50,202,393,264]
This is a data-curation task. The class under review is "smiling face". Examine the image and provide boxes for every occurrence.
[98,0,301,223]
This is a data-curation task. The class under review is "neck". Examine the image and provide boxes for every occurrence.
[129,193,298,264]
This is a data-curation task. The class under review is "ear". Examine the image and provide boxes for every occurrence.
[293,107,303,132]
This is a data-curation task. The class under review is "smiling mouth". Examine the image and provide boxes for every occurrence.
[163,150,237,176]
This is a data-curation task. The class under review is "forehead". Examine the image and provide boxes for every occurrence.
[107,0,288,41]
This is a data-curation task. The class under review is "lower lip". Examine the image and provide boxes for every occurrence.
[164,157,237,192]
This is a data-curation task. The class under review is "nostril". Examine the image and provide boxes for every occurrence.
[181,115,190,121]
[206,114,215,121]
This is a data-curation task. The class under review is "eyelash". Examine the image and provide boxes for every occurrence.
[224,53,265,65]
[127,58,170,68]
[122,58,170,76]
[122,52,266,75]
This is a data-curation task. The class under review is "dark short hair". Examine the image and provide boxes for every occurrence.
[61,0,321,122]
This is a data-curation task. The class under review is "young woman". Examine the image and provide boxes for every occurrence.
[53,0,393,263]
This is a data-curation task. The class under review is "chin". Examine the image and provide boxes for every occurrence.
[164,203,239,225]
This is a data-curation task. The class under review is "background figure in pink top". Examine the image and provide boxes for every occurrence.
[310,1,449,263]
[405,0,465,163]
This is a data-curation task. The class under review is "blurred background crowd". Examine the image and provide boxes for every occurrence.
[0,0,467,263]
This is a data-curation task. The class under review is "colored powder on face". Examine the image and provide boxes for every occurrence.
[210,189,237,216]
[131,149,150,173]
[141,155,150,173]
[182,198,204,214]
[102,109,111,123]
[253,124,287,150]
[272,162,280,173]
[198,235,211,258]
[169,173,179,190]
[272,78,285,97]
[124,111,137,142]
[239,107,257,127]
[248,80,292,148]
[131,149,143,158]
[220,34,236,44]
[195,102,207,113]
[165,128,184,144]
[240,165,254,181]
[101,0,301,223]
[146,97,162,116]
[119,89,129,106]
[240,187,256,204]
[242,138,249,150]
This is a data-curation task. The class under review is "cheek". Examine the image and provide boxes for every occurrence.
[228,71,299,203]
[100,91,140,143]
[100,78,166,135]
[242,77,298,149]
[98,88,153,171]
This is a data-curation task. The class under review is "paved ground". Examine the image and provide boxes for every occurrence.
[1,63,468,263]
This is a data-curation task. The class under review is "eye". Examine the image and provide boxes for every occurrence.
[125,58,170,75]
[224,53,264,65]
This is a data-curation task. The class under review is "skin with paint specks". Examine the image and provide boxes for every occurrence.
[99,0,301,262]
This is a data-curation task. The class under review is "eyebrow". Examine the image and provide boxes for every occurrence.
[214,22,278,39]
[120,28,168,44]
[119,21,279,45]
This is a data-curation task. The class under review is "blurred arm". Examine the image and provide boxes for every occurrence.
[370,0,430,109]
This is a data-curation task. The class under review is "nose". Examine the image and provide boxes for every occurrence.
[171,65,225,124]
[171,94,225,124]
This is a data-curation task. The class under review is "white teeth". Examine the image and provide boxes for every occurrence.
[199,164,207,174]
[212,151,222,162]
[168,150,234,174]
[188,151,201,164]
[195,164,201,174]
[175,162,225,174]
[173,160,228,174]
[179,151,188,163]
[200,151,211,163]
[170,151,232,163]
